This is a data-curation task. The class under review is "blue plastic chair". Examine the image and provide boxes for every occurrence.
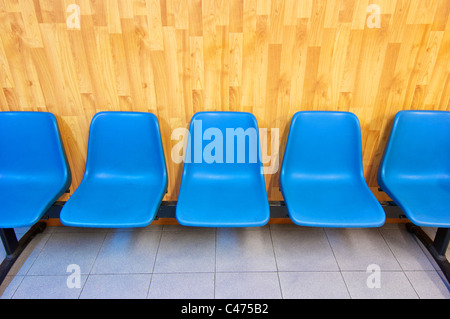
[176,112,270,227]
[60,112,167,228]
[378,111,450,283]
[0,111,71,285]
[0,112,71,228]
[280,111,385,228]
[378,111,450,228]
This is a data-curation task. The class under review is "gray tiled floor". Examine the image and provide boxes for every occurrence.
[1,223,449,299]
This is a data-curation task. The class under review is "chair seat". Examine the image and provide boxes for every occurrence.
[59,112,167,229]
[175,111,270,228]
[280,111,385,228]
[377,111,450,228]
[0,112,71,228]
[382,180,450,227]
[176,177,270,227]
[0,179,66,228]
[282,179,385,228]
[60,178,166,228]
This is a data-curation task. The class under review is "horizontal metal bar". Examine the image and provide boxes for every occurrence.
[42,200,405,220]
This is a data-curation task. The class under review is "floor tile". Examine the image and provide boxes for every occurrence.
[14,227,31,237]
[1,228,47,271]
[326,228,401,271]
[107,225,164,232]
[0,276,24,299]
[278,272,350,299]
[27,232,106,275]
[404,271,450,299]
[51,226,110,233]
[80,274,151,299]
[148,273,215,299]
[1,223,449,299]
[417,227,450,259]
[12,275,87,299]
[216,229,277,272]
[153,230,216,273]
[380,226,435,271]
[10,232,51,276]
[90,230,161,274]
[271,229,339,271]
[215,272,282,299]
[342,271,418,299]
[269,224,309,231]
[162,225,216,232]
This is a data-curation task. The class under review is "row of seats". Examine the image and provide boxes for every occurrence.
[0,110,449,231]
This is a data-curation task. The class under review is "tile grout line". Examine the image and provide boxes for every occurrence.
[377,227,421,299]
[268,226,284,299]
[3,275,24,299]
[146,229,164,299]
[407,227,443,274]
[22,229,53,276]
[3,224,448,299]
[77,230,108,299]
[8,229,54,299]
[322,228,352,299]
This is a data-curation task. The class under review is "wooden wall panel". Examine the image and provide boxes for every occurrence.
[0,0,449,202]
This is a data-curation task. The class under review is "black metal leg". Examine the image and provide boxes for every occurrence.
[406,224,450,286]
[432,228,450,257]
[0,222,47,286]
[0,229,19,256]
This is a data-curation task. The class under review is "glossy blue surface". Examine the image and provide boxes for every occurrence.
[378,111,450,227]
[0,112,71,228]
[176,112,270,227]
[280,111,385,227]
[60,112,167,228]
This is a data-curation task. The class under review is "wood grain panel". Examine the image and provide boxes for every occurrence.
[0,0,449,203]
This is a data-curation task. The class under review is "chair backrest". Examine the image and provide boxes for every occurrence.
[182,112,264,179]
[281,111,364,182]
[378,111,450,181]
[0,112,71,183]
[84,112,167,183]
